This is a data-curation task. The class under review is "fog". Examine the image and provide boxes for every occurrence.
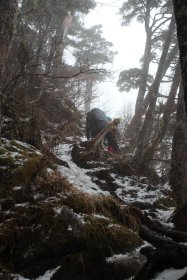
[85,0,146,117]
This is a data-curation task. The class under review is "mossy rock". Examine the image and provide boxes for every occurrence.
[2,117,42,149]
[85,216,143,257]
[0,148,7,155]
[52,252,114,280]
[0,138,43,187]
[52,250,145,280]
[0,205,86,271]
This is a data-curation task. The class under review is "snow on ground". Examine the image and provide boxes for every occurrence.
[152,267,187,280]
[156,208,174,227]
[52,142,178,280]
[12,266,60,280]
[0,138,42,166]
[56,143,174,225]
[107,252,187,279]
[106,241,151,264]
[113,174,165,204]
[57,143,110,195]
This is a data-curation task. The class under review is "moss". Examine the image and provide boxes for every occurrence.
[10,140,31,152]
[16,204,55,227]
[6,145,20,153]
[61,192,122,223]
[84,216,143,256]
[0,205,56,264]
[52,251,112,280]
[154,197,175,208]
[0,155,15,166]
[94,195,122,220]
[0,148,7,155]
[0,139,45,187]
[35,174,72,199]
[62,193,96,214]
[15,155,43,185]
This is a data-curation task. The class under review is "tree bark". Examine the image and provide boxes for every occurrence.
[170,87,187,206]
[0,0,18,135]
[84,79,94,114]
[52,12,73,76]
[126,2,152,140]
[134,225,187,280]
[142,42,179,114]
[173,0,187,116]
[142,61,180,161]
[134,15,176,161]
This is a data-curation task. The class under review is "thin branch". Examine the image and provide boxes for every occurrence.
[151,17,171,35]
[29,68,107,79]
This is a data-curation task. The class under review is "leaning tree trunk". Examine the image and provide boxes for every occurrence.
[170,87,187,206]
[0,0,18,136]
[142,42,179,114]
[126,2,152,141]
[134,15,175,161]
[173,0,187,116]
[142,61,180,161]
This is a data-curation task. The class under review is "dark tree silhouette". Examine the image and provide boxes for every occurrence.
[0,0,19,135]
[173,0,187,116]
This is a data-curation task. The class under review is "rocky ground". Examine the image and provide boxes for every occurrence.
[0,137,184,280]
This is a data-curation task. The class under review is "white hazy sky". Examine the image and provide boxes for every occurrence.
[85,0,146,117]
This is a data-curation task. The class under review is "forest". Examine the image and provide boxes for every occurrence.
[0,0,187,279]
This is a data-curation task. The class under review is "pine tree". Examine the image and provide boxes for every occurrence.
[119,0,173,141]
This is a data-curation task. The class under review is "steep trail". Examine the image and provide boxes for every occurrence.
[57,141,174,226]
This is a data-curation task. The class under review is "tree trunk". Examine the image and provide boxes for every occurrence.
[84,79,94,114]
[134,15,175,161]
[0,0,18,135]
[173,0,187,116]
[143,61,180,161]
[162,42,179,77]
[52,29,65,76]
[170,87,187,206]
[142,42,179,114]
[126,2,152,140]
[52,12,73,76]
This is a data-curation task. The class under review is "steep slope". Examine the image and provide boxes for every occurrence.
[0,138,185,280]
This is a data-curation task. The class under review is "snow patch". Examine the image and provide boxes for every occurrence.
[152,266,187,280]
[12,266,61,280]
[57,144,110,195]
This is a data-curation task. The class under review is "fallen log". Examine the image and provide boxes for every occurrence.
[139,225,187,250]
[134,225,187,280]
[151,224,187,243]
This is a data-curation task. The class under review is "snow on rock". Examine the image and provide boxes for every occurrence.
[106,252,132,263]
